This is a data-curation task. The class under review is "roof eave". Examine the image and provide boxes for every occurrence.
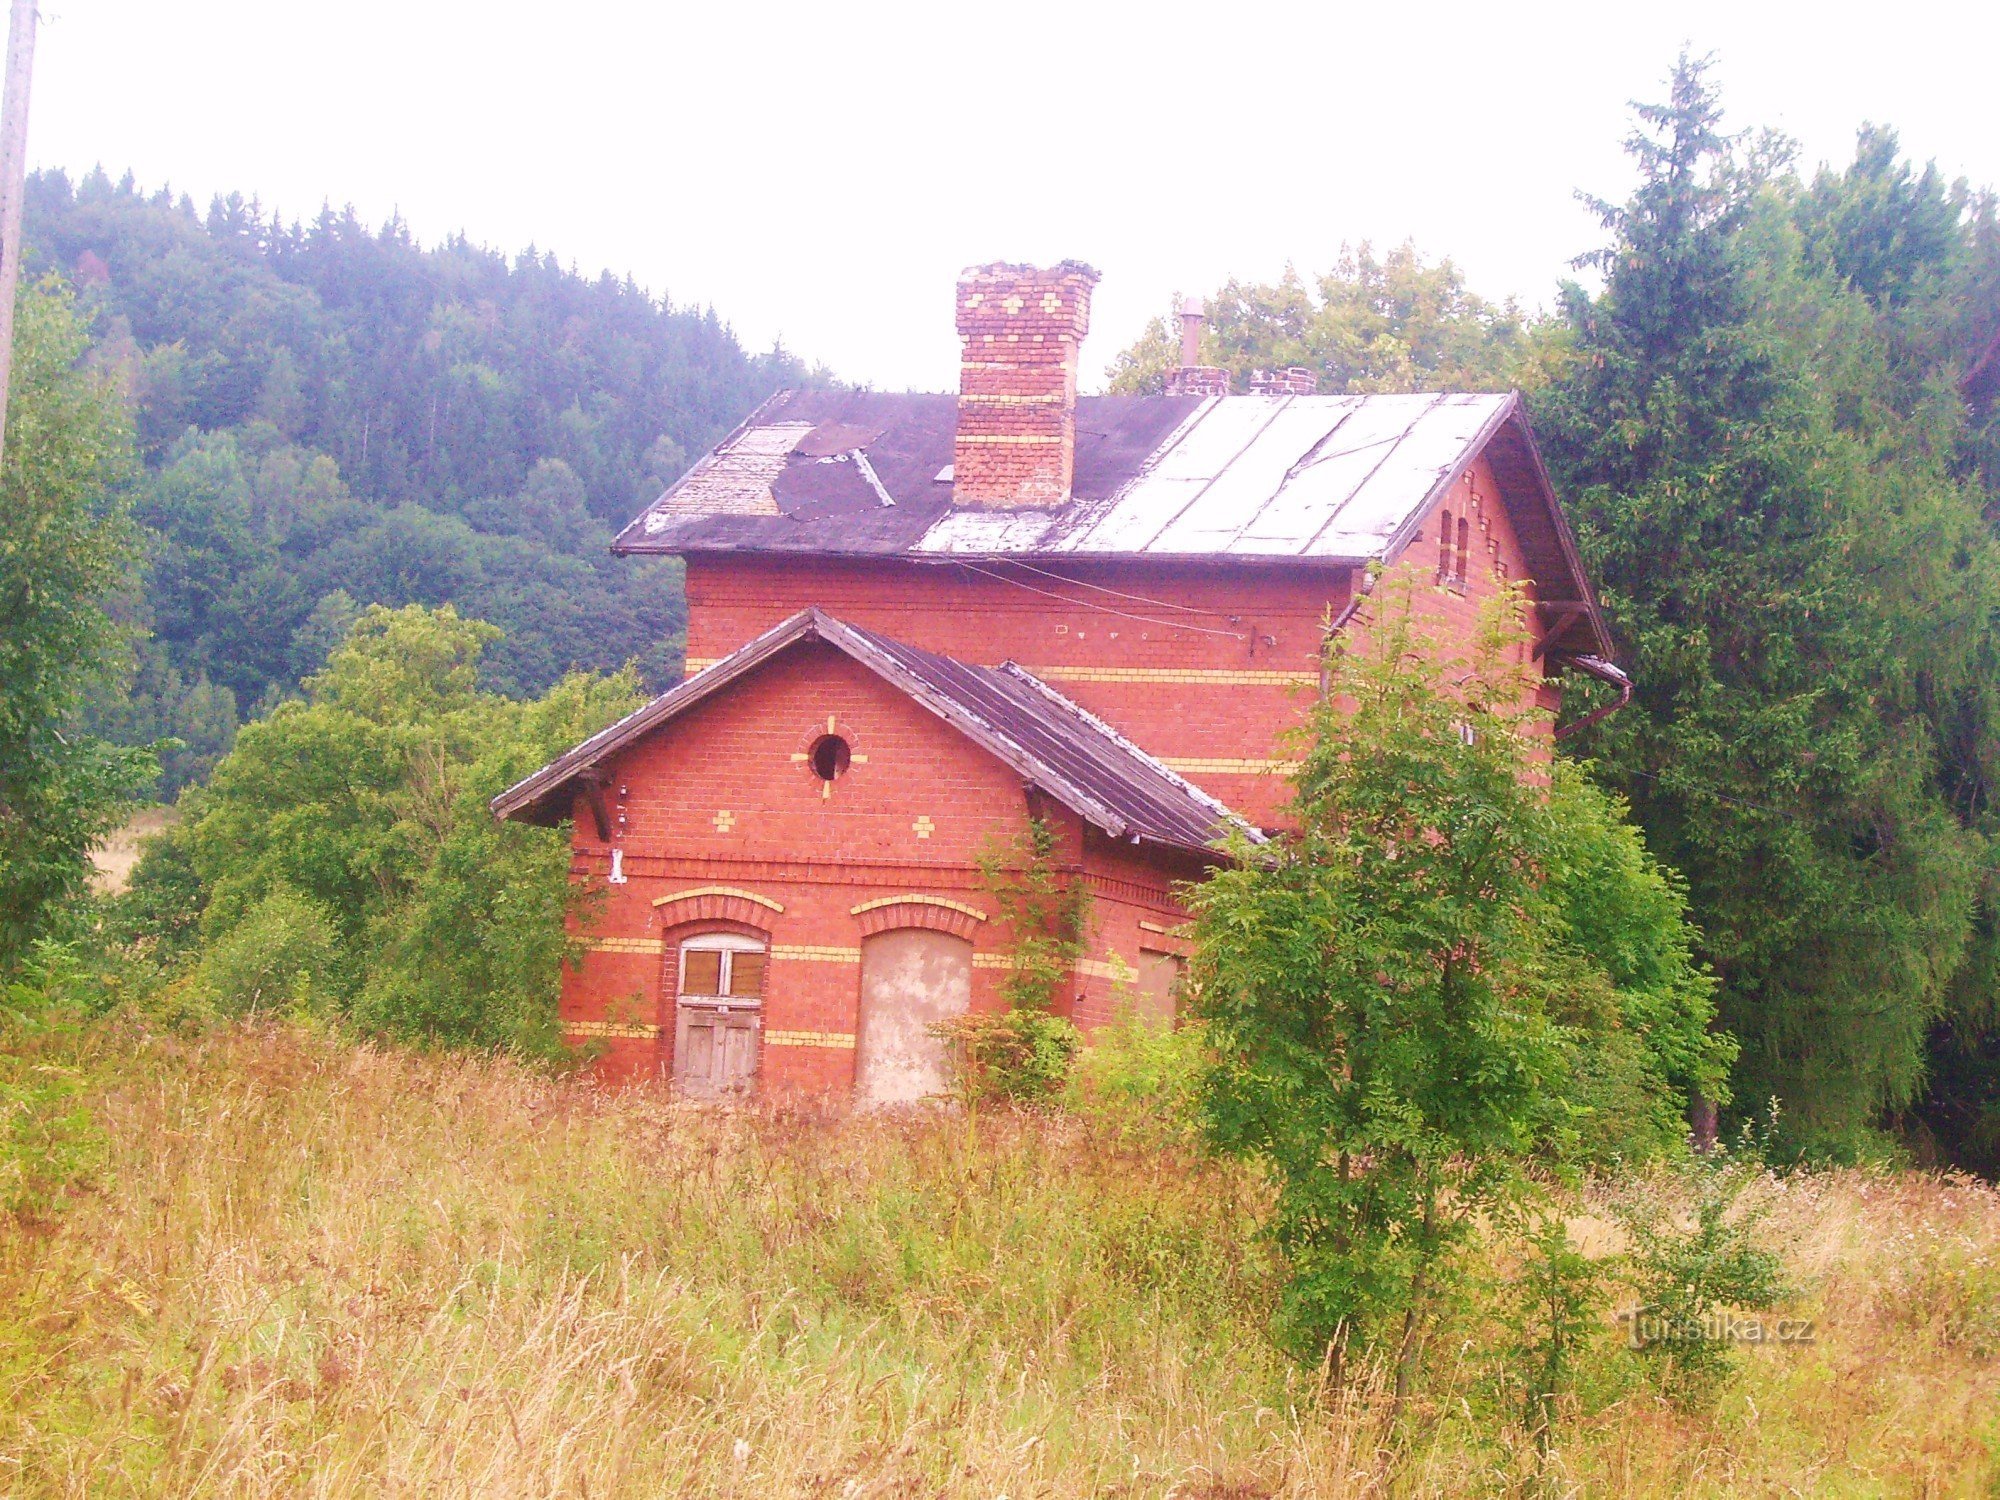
[1373,390,1615,664]
[615,538,1376,569]
[610,387,796,554]
[489,607,823,822]
[491,608,1250,853]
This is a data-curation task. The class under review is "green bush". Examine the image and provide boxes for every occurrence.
[1614,1151,1787,1399]
[1189,565,1726,1414]
[0,1069,104,1219]
[933,1010,1080,1105]
[124,604,643,1054]
[1064,1004,1210,1146]
[195,886,346,1015]
[1498,1209,1608,1461]
[0,989,107,1220]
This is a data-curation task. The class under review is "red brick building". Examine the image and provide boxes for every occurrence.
[494,262,1621,1098]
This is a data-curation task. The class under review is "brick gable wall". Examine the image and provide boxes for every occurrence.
[559,642,1199,1089]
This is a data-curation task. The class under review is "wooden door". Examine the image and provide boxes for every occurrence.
[675,1004,760,1096]
[673,937,766,1097]
[856,929,971,1106]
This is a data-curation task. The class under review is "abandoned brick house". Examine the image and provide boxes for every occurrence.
[493,261,1622,1100]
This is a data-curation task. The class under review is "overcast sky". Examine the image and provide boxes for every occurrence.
[27,1,2000,392]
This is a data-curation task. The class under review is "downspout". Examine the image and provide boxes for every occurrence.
[1553,654,1632,741]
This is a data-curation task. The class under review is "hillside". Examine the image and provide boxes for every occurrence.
[1,1018,1995,1496]
[24,169,816,792]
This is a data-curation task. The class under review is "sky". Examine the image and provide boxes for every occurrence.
[26,0,2000,392]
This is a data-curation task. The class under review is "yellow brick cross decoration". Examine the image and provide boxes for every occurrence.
[912,816,934,840]
[713,810,736,833]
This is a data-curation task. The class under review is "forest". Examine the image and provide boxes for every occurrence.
[22,166,813,792]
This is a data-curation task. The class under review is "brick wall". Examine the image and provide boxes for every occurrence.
[560,642,1193,1091]
[1343,451,1564,730]
[682,458,1555,826]
[687,557,1354,828]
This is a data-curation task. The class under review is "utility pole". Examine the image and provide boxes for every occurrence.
[0,0,37,471]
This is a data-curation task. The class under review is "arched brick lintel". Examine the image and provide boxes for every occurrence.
[652,888,783,931]
[851,895,987,943]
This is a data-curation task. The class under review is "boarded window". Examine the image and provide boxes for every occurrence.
[1136,948,1186,1024]
[856,929,972,1106]
[681,947,724,997]
[729,949,767,998]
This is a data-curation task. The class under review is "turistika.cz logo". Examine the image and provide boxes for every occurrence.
[1617,1306,1816,1349]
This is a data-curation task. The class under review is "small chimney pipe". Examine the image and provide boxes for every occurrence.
[1178,296,1204,368]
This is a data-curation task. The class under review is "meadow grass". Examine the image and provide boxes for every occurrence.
[1,1016,1997,1497]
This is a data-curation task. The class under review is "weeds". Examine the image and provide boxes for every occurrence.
[0,1019,1994,1495]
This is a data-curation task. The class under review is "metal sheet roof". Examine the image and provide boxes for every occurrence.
[613,387,1612,660]
[491,608,1258,855]
[622,390,1508,560]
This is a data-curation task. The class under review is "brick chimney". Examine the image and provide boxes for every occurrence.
[952,261,1099,509]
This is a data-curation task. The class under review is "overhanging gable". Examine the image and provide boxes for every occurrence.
[491,608,1257,855]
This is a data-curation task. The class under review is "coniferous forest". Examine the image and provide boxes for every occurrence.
[24,166,814,792]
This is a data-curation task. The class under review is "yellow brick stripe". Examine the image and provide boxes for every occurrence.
[566,1019,662,1039]
[1158,758,1301,775]
[589,937,666,956]
[765,1029,857,1050]
[692,662,1316,685]
[1078,955,1140,984]
[770,944,862,964]
[1027,665,1316,687]
[971,952,1015,970]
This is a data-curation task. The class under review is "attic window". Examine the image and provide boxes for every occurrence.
[809,734,852,782]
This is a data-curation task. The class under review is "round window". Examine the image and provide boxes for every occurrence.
[809,734,851,782]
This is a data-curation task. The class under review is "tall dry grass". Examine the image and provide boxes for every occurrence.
[1,1016,1997,1497]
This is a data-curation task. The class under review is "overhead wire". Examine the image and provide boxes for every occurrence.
[998,558,1229,618]
[951,561,1248,639]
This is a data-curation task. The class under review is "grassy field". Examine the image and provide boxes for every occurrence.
[1,1017,1998,1497]
[86,807,178,897]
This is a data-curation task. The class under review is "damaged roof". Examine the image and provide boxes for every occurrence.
[614,387,1613,660]
[491,608,1260,856]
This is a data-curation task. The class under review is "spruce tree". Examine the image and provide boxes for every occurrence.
[1536,56,2000,1154]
